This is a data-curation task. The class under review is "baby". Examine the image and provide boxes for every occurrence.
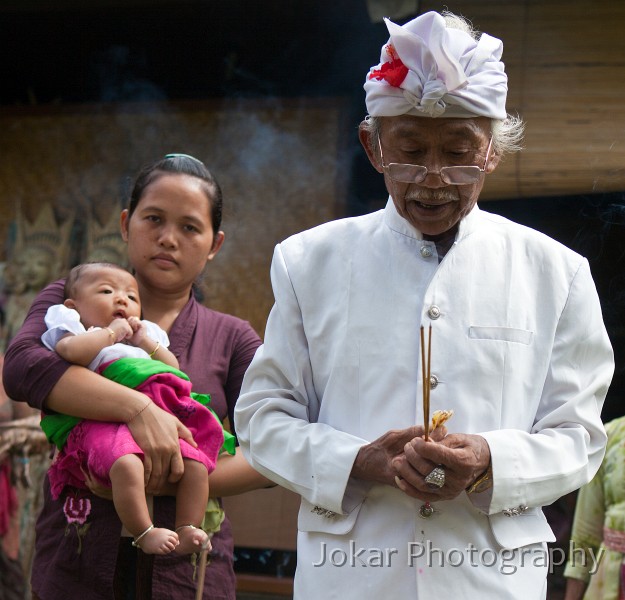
[41,262,225,555]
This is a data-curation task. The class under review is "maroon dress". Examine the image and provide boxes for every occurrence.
[3,280,262,600]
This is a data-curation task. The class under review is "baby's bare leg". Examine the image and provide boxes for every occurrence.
[175,459,210,554]
[109,454,179,554]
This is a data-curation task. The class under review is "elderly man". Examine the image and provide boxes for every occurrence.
[234,11,614,599]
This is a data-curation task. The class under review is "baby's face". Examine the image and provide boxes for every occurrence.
[67,266,141,330]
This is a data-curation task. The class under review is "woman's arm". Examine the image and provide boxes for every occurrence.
[563,577,587,600]
[151,449,274,498]
[44,364,196,490]
[563,424,609,596]
[206,319,273,496]
[3,281,194,489]
[4,281,146,420]
[224,321,262,438]
[208,450,274,498]
[3,280,71,409]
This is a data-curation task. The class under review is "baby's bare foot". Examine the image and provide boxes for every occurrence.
[133,525,179,554]
[175,525,210,555]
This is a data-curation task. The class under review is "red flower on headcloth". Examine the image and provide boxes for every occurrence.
[368,43,408,88]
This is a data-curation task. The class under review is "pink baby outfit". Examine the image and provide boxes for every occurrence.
[41,304,223,498]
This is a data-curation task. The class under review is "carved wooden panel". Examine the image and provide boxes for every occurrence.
[0,99,348,336]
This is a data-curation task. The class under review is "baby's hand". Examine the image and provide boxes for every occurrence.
[107,318,133,343]
[126,316,147,347]
[128,316,142,333]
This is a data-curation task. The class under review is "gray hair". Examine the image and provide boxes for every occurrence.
[441,10,478,38]
[442,10,525,156]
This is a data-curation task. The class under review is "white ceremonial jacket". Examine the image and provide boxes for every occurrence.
[235,200,614,599]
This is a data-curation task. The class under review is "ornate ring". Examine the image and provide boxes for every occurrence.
[425,466,445,489]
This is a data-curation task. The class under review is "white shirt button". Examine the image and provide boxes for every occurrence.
[428,305,441,320]
[420,245,433,258]
[429,374,439,389]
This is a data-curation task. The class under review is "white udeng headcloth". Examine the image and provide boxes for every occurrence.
[364,12,508,119]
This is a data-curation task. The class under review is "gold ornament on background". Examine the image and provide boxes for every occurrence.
[84,207,128,268]
[1,203,74,350]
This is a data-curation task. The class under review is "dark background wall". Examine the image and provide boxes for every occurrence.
[0,1,382,105]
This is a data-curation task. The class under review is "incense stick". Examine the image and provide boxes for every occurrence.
[421,326,431,441]
[427,326,432,439]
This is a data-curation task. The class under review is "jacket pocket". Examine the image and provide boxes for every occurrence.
[469,326,533,345]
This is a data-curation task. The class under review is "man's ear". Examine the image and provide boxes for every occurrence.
[358,122,384,174]
[485,150,501,173]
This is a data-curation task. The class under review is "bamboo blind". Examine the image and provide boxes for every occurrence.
[420,0,625,200]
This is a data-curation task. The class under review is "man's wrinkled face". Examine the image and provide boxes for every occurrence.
[364,115,499,237]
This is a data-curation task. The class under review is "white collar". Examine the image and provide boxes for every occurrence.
[383,196,481,243]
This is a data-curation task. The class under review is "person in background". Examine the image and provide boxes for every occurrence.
[564,416,625,600]
[234,11,614,599]
[3,154,270,599]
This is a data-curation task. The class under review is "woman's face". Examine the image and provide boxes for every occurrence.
[120,173,224,295]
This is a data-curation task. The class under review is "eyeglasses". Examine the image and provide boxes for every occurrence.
[377,136,493,186]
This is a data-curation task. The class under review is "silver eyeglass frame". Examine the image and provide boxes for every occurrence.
[377,135,493,186]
